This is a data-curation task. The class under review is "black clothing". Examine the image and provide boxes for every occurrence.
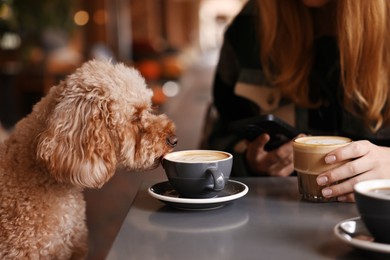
[206,0,390,177]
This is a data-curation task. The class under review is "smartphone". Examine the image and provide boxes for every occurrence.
[229,114,299,151]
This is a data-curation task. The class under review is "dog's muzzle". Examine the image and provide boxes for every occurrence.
[166,135,178,147]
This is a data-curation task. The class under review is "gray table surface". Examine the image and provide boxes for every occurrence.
[106,177,376,260]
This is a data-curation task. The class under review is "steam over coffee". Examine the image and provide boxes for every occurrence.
[293,136,351,202]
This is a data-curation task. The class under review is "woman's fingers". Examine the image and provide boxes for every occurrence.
[267,145,294,176]
[320,171,367,199]
[319,155,373,184]
[246,134,295,176]
[325,140,370,163]
[250,134,270,155]
[269,163,294,177]
[317,140,390,200]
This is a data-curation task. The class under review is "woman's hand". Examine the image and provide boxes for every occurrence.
[316,140,390,202]
[245,133,298,177]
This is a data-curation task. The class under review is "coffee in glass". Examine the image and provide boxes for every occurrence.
[293,136,352,202]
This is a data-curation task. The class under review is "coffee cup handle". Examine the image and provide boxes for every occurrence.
[206,168,225,191]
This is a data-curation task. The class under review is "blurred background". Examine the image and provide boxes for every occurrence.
[0,0,247,259]
[0,0,246,129]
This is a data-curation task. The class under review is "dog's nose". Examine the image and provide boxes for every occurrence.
[166,135,178,147]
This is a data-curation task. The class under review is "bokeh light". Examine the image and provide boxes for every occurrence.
[0,32,21,50]
[162,81,180,97]
[74,10,89,26]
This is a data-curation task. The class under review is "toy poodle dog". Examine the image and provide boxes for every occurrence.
[0,60,177,259]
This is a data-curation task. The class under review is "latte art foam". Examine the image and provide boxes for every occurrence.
[304,139,348,145]
[165,150,230,163]
[295,136,351,146]
[293,135,352,202]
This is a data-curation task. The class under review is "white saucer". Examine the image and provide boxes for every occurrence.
[334,216,390,254]
[148,180,249,210]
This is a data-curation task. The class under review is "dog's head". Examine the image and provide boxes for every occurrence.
[36,60,177,188]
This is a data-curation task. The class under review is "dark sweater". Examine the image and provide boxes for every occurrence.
[206,0,390,177]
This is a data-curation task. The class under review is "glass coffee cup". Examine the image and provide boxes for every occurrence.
[293,136,352,202]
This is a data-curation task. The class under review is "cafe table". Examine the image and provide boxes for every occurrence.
[106,177,385,259]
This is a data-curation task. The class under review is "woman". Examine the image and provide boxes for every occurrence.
[206,0,390,202]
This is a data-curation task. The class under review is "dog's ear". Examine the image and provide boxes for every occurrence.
[36,83,117,188]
